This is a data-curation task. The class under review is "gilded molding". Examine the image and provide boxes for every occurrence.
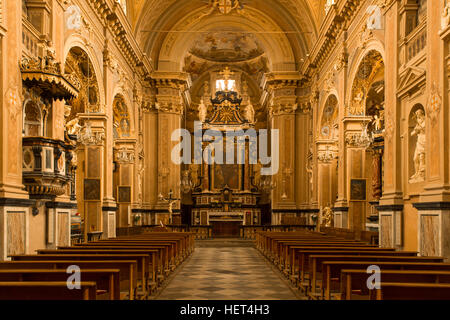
[85,0,152,76]
[427,82,442,127]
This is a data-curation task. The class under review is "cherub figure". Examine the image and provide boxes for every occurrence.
[66,118,82,136]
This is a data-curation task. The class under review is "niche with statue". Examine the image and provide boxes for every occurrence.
[408,104,426,184]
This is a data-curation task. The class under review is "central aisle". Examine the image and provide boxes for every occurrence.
[156,240,300,300]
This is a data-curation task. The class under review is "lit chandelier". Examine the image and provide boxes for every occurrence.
[318,146,334,163]
[77,121,104,146]
[115,146,134,164]
[354,120,374,149]
[76,52,104,146]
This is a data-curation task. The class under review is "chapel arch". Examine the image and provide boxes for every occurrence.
[317,94,339,215]
[112,93,136,228]
[62,46,104,238]
[346,49,386,233]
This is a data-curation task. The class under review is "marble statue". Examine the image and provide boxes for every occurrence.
[442,0,450,30]
[373,114,383,132]
[306,164,313,201]
[198,99,207,122]
[409,109,426,183]
[244,103,255,123]
[137,161,144,203]
[66,118,82,136]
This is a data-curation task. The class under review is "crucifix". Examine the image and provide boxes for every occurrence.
[219,67,234,91]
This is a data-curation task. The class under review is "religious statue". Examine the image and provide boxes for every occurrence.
[203,80,210,98]
[70,151,78,168]
[442,0,450,30]
[322,207,334,228]
[64,105,72,118]
[351,88,364,115]
[244,103,255,123]
[409,109,426,183]
[66,118,82,136]
[137,161,144,203]
[306,164,314,202]
[167,199,177,215]
[198,99,207,122]
[189,164,200,188]
[199,0,221,19]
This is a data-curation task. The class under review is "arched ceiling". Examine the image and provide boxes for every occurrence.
[129,0,323,73]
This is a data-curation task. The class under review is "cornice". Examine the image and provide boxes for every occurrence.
[86,0,153,76]
[301,0,363,77]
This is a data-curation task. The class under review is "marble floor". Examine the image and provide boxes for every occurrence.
[155,239,300,300]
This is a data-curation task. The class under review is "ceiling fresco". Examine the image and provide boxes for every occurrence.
[189,30,264,63]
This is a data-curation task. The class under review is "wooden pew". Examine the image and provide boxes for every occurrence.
[295,250,417,289]
[341,269,450,300]
[321,261,450,301]
[279,240,368,269]
[291,245,393,284]
[0,260,138,300]
[78,242,170,274]
[10,254,149,299]
[370,282,450,300]
[0,269,120,300]
[282,243,378,274]
[0,281,97,300]
[37,248,159,294]
[309,255,444,299]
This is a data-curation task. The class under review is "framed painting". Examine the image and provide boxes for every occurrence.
[350,179,367,201]
[84,179,101,201]
[213,163,240,190]
[118,186,131,203]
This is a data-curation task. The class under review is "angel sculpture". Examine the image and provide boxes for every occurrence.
[66,118,82,136]
[244,103,255,123]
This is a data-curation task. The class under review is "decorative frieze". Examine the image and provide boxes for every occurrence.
[427,82,442,127]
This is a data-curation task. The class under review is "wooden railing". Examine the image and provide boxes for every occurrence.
[240,225,316,240]
[320,226,379,245]
[117,225,213,240]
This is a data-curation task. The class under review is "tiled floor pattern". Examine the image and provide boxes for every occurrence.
[156,240,300,300]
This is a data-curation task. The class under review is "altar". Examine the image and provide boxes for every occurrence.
[191,190,261,237]
[189,69,262,238]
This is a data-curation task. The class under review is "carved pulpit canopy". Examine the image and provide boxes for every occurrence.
[20,51,80,102]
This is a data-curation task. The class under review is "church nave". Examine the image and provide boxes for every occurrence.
[155,241,300,300]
